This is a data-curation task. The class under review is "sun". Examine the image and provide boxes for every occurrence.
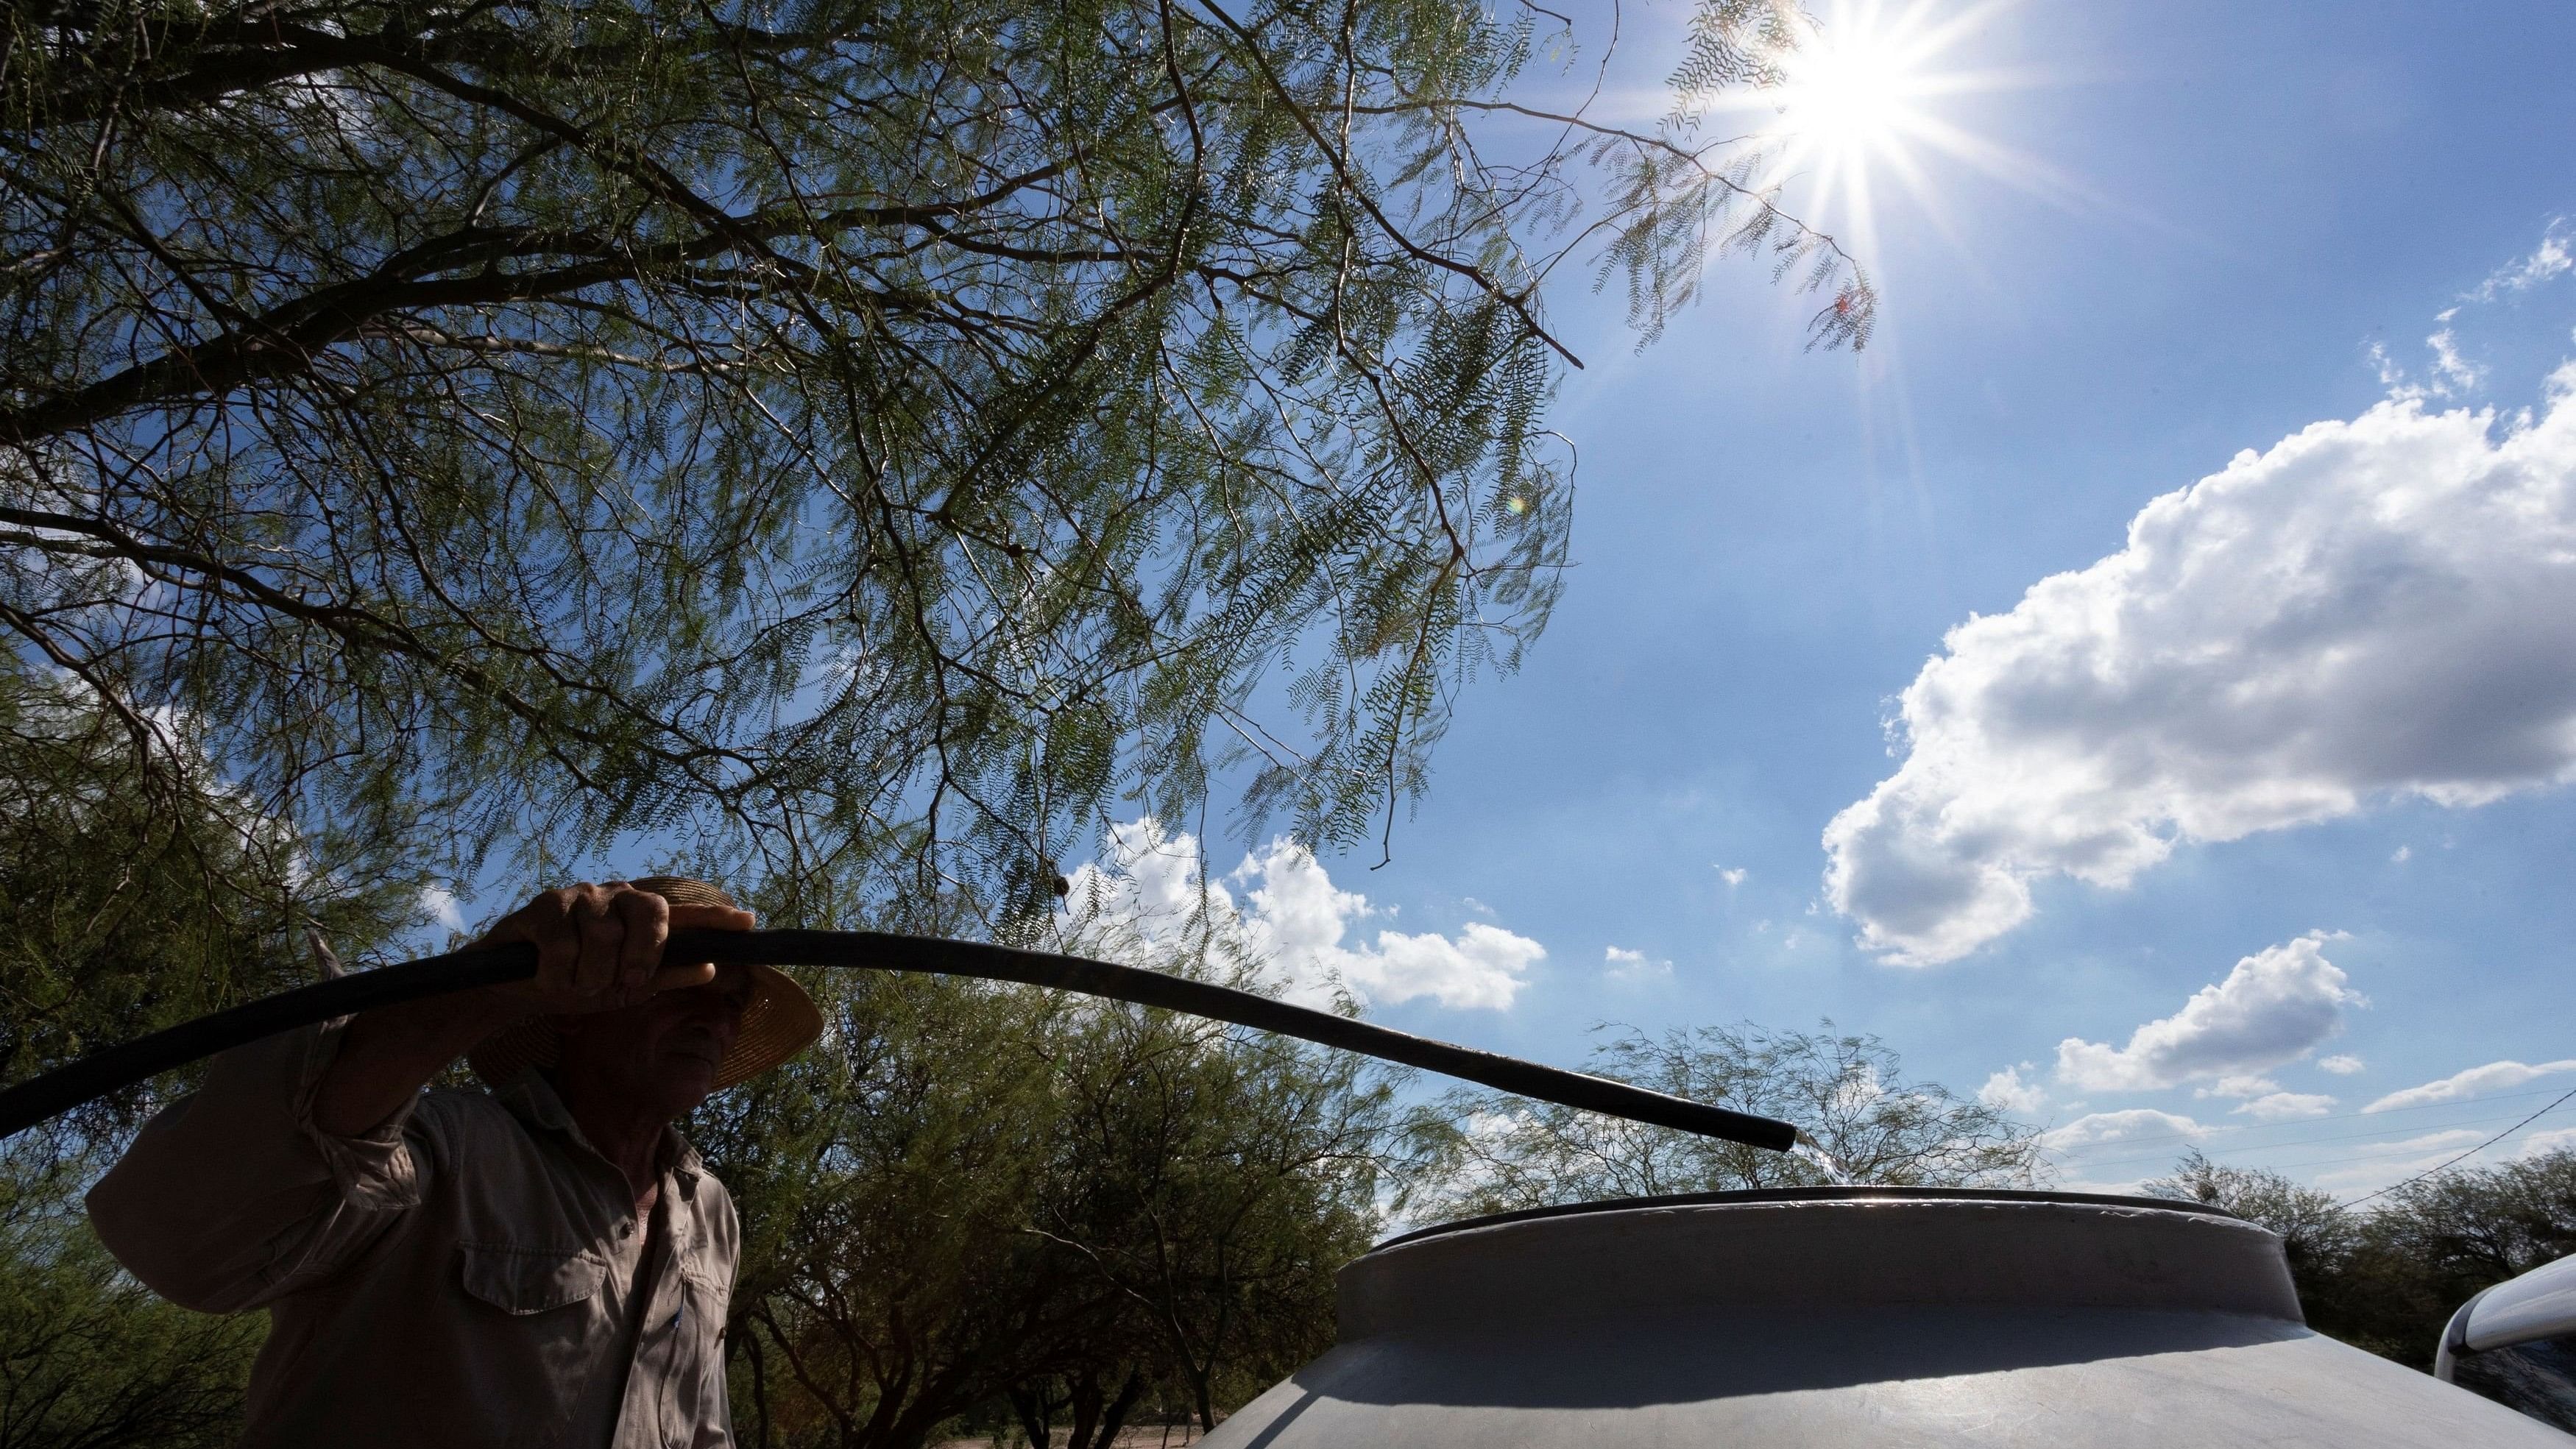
[1776,21,1925,157]
[1723,0,2033,257]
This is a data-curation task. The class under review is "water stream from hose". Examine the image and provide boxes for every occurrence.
[1791,1134,1856,1186]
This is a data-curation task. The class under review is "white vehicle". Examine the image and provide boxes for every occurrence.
[2438,1250,2576,1433]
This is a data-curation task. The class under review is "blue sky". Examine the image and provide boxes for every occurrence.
[1077,0,2576,1198]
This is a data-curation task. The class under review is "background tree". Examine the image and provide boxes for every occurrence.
[2337,1152,2576,1367]
[0,661,423,1133]
[2366,1152,2576,1292]
[1027,994,1395,1434]
[0,659,418,1446]
[3,0,1867,932]
[2144,1149,2359,1283]
[1409,1021,2040,1218]
[693,941,1410,1448]
[693,973,1085,1448]
[2140,1147,2576,1371]
[0,1142,264,1449]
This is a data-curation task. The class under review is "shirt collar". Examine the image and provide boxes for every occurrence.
[494,1070,703,1190]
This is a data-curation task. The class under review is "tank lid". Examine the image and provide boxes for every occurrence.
[1379,1184,2240,1250]
[1341,1190,2301,1341]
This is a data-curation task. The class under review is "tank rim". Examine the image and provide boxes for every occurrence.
[1376,1184,2242,1251]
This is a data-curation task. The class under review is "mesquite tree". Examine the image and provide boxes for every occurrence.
[3,0,1866,927]
[0,662,417,1447]
[0,662,421,1132]
[1412,1022,2040,1215]
[690,962,1405,1448]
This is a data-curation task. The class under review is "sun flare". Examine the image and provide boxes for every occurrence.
[1716,0,2034,259]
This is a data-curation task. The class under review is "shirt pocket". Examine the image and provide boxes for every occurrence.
[457,1241,607,1314]
[661,1266,735,1444]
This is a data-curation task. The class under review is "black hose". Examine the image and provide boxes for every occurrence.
[0,929,1799,1152]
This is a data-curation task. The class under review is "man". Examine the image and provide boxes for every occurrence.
[86,877,823,1448]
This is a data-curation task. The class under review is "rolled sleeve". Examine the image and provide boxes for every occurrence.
[288,1018,425,1211]
[87,1018,431,1312]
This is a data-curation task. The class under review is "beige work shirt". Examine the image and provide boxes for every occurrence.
[85,1018,738,1448]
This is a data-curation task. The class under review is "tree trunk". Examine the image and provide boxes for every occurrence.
[1189,1367,1217,1434]
[1011,1384,1061,1449]
[1085,1370,1147,1449]
[744,1324,773,1449]
[1066,1374,1103,1449]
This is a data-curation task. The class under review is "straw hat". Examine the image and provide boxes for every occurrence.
[467,876,824,1091]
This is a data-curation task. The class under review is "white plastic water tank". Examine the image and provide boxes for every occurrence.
[1201,1187,2569,1447]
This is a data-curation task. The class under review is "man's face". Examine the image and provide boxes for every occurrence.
[551,963,754,1122]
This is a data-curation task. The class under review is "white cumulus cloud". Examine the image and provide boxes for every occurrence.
[1978,1064,2047,1116]
[2518,1126,2576,1160]
[2365,1058,2576,1113]
[1064,818,1543,1010]
[421,885,470,933]
[1350,921,1544,1009]
[2041,1109,2209,1151]
[2318,1054,2366,1075]
[2055,935,2360,1092]
[2232,1091,2338,1122]
[1603,946,1671,981]
[2193,1074,2339,1119]
[1825,371,2576,963]
[2313,1128,2490,1192]
[2198,1073,2283,1099]
[2469,219,2573,301]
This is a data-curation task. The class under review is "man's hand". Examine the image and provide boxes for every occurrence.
[481,882,757,1016]
[311,881,752,1137]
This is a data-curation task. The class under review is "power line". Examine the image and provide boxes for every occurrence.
[2219,1137,2510,1175]
[2038,1087,2576,1174]
[2037,1085,2576,1185]
[2042,1084,2576,1157]
[2339,1085,2576,1209]
[2060,1134,2513,1184]
[2052,1109,2536,1175]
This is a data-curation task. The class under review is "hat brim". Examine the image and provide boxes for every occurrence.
[467,962,824,1091]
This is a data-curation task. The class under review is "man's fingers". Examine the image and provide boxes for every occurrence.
[480,883,749,1013]
[647,962,719,996]
[668,904,757,934]
[610,886,668,996]
[570,886,622,999]
[654,905,751,994]
[526,888,583,998]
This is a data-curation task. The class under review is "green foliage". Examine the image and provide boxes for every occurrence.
[2335,1152,2576,1367]
[1409,1021,2041,1217]
[693,949,1406,1448]
[2366,1151,2576,1289]
[0,1145,263,1449]
[1027,988,1393,1431]
[2147,1148,2576,1370]
[0,659,424,1136]
[3,0,1867,928]
[698,974,1080,1447]
[4,9,1879,1438]
[0,667,417,1448]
